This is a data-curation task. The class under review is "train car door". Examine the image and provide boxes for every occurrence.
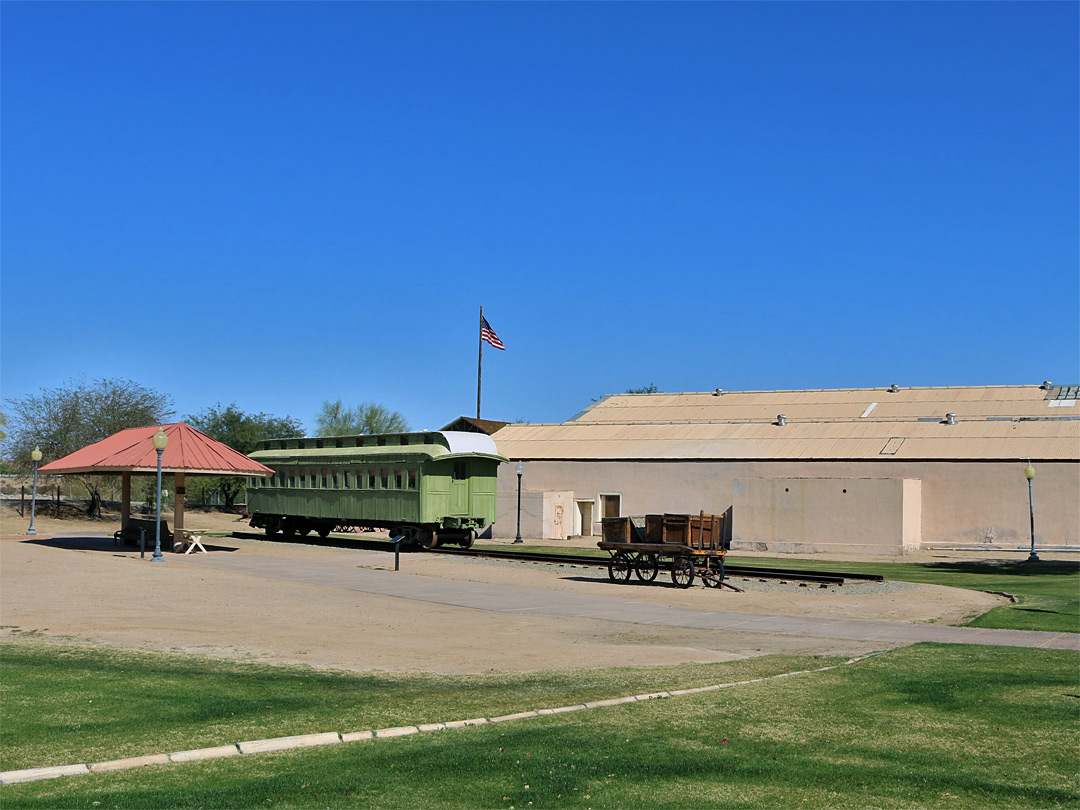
[450,460,469,515]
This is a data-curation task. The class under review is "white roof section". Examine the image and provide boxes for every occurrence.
[495,385,1080,461]
[440,431,503,458]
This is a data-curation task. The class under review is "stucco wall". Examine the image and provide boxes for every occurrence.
[732,477,921,555]
[496,459,1079,550]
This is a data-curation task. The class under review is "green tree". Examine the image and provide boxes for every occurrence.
[185,403,304,508]
[5,377,174,517]
[593,384,661,402]
[314,400,410,436]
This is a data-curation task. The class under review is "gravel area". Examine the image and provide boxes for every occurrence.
[1,506,1010,674]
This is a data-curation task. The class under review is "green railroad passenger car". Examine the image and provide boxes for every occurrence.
[247,431,507,547]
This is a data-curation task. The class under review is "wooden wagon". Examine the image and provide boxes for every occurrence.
[597,512,731,589]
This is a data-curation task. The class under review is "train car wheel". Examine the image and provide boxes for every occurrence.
[672,556,695,589]
[608,552,632,583]
[419,530,439,550]
[459,529,476,549]
[317,526,331,538]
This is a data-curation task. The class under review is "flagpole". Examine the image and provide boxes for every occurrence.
[477,305,483,419]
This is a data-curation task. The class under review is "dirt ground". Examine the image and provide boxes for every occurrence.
[0,505,1041,675]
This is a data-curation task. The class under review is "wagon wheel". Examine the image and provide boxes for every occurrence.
[608,551,633,583]
[633,553,659,583]
[702,558,725,588]
[671,556,695,588]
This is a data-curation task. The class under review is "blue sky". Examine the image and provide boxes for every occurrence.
[2,1,1077,433]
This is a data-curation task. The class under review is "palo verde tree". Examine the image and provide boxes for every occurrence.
[5,377,174,517]
[314,400,410,436]
[185,403,304,508]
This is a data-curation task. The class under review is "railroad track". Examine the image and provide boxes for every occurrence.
[232,532,883,586]
[429,547,884,586]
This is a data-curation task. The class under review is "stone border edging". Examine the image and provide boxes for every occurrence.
[0,652,882,786]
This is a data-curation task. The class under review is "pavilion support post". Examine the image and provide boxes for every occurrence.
[121,472,132,531]
[172,471,186,552]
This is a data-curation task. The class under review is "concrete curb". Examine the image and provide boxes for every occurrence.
[168,745,242,763]
[90,754,170,773]
[0,654,881,787]
[489,711,540,723]
[374,726,419,739]
[0,764,90,784]
[238,732,341,754]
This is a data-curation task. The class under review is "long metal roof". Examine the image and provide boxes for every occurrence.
[495,385,1080,461]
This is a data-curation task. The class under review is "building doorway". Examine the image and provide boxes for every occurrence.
[576,500,594,536]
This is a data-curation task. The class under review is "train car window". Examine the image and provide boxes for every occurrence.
[333,471,340,489]
[453,461,467,481]
[368,470,376,489]
[381,469,390,489]
[343,470,351,488]
[395,470,403,489]
[289,470,296,488]
[321,470,328,488]
[408,469,417,490]
[299,471,306,488]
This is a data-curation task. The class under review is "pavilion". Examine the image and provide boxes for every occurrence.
[37,422,273,550]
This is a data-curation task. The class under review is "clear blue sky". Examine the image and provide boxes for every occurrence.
[2,1,1077,433]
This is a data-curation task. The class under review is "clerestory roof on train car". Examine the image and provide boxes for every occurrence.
[249,430,507,464]
[492,384,1080,462]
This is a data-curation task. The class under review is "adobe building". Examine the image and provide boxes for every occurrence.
[491,384,1080,555]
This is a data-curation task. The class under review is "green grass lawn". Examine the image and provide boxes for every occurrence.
[2,643,1077,809]
[0,642,843,773]
[478,545,1080,634]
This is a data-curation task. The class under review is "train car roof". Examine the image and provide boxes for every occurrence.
[249,430,507,463]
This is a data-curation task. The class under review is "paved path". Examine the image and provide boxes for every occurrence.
[175,552,1079,652]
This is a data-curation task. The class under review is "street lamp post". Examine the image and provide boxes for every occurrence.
[1024,460,1038,562]
[27,447,42,535]
[152,428,168,562]
[514,460,524,544]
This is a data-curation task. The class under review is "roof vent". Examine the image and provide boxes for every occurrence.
[888,384,900,393]
[944,413,957,426]
[776,414,787,426]
[1042,380,1053,390]
[712,388,724,396]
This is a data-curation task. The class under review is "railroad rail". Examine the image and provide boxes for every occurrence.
[233,532,884,586]
[429,547,884,586]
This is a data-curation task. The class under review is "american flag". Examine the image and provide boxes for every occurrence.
[480,316,505,350]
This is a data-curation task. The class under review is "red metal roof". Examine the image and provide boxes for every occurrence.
[37,423,274,476]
